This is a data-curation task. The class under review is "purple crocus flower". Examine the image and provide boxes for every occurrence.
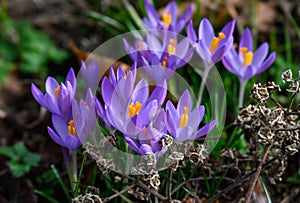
[47,88,97,150]
[123,110,169,156]
[143,0,194,33]
[31,68,76,121]
[187,18,235,64]
[124,32,193,84]
[79,60,101,91]
[95,64,137,127]
[165,90,216,141]
[106,78,167,137]
[222,28,276,82]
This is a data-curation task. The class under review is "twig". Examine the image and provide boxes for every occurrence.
[205,155,281,203]
[287,92,298,112]
[244,144,272,203]
[102,184,135,203]
[135,178,167,201]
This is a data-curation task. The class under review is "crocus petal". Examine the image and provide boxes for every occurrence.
[177,90,192,114]
[252,42,269,67]
[130,79,149,105]
[255,52,276,75]
[176,4,194,33]
[188,105,205,130]
[176,38,190,59]
[222,48,241,74]
[239,28,253,51]
[187,20,197,42]
[211,44,227,63]
[191,120,216,139]
[239,65,255,81]
[176,126,193,141]
[101,77,114,105]
[47,126,64,147]
[165,101,178,135]
[165,1,178,26]
[198,18,215,51]
[66,68,76,88]
[124,135,140,153]
[44,94,60,114]
[153,110,166,132]
[139,144,153,155]
[221,19,236,39]
[147,33,162,51]
[137,99,158,127]
[52,114,68,141]
[64,134,81,150]
[31,84,46,107]
[144,0,160,26]
[45,77,59,96]
[148,79,167,106]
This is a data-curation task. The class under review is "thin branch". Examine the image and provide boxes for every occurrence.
[102,184,135,203]
[205,155,281,203]
[135,179,167,201]
[287,92,298,112]
[244,144,272,203]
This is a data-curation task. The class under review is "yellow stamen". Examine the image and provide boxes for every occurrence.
[55,86,61,99]
[123,70,129,80]
[83,101,89,109]
[168,38,177,56]
[209,32,226,53]
[240,47,253,66]
[143,127,151,146]
[128,101,142,118]
[68,120,76,137]
[179,106,189,128]
[161,56,168,70]
[138,40,143,50]
[162,10,172,28]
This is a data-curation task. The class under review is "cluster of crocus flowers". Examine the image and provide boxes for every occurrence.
[143,0,194,33]
[124,32,193,84]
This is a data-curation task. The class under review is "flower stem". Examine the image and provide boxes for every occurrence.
[196,65,212,107]
[238,80,247,108]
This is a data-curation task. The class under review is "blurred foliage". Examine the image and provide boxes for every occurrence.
[0,3,68,83]
[0,142,41,177]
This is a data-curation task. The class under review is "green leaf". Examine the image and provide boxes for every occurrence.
[23,152,41,167]
[8,161,30,178]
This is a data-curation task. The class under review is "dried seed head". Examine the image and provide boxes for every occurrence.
[166,151,184,171]
[187,144,208,164]
[281,69,293,83]
[267,81,281,93]
[72,193,102,203]
[149,171,160,189]
[257,127,274,145]
[162,134,173,147]
[287,80,300,93]
[145,152,156,166]
[251,83,269,103]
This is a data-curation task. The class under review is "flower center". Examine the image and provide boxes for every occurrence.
[179,106,189,128]
[162,10,172,28]
[68,120,76,137]
[209,32,226,53]
[143,126,151,146]
[55,86,61,99]
[240,47,253,66]
[128,101,142,118]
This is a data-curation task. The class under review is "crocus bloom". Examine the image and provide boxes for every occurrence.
[124,32,193,84]
[101,71,167,137]
[31,68,76,121]
[79,60,101,92]
[222,28,276,82]
[47,88,97,150]
[123,110,170,156]
[96,64,137,127]
[143,0,194,33]
[187,18,235,64]
[165,90,216,141]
